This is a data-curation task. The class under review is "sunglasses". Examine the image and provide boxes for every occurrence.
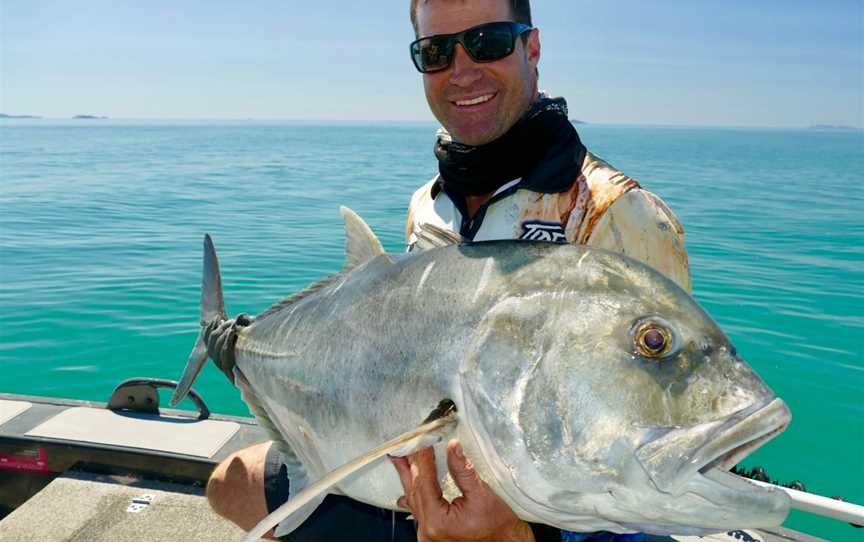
[410,21,533,74]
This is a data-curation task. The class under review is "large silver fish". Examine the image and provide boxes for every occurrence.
[172,207,791,538]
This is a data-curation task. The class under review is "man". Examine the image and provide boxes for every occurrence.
[206,0,690,540]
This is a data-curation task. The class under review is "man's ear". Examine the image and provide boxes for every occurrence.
[525,29,541,69]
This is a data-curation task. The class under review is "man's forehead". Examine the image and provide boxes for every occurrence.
[415,0,514,36]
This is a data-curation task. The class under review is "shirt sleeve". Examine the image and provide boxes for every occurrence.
[405,179,437,250]
[586,188,692,293]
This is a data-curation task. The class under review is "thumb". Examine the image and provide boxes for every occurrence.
[446,439,483,497]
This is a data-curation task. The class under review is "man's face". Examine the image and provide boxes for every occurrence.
[415,0,540,146]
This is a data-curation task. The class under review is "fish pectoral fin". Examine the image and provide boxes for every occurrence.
[242,402,458,542]
[340,206,392,271]
[387,432,447,458]
[414,222,464,250]
[273,490,327,539]
[390,398,458,456]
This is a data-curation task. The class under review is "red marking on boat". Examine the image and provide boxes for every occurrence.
[0,447,48,473]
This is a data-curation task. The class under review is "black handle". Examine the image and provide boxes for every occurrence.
[108,377,211,420]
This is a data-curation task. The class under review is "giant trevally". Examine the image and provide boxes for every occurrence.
[171,207,791,538]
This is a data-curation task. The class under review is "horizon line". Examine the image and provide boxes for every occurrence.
[1,115,862,131]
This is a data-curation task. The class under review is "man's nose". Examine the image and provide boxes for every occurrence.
[448,44,482,87]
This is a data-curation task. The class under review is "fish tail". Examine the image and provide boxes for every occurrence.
[170,234,228,406]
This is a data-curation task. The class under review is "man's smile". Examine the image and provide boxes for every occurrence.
[452,92,498,108]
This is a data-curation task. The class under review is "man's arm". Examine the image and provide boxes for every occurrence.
[207,441,280,540]
[587,188,692,293]
[405,178,438,249]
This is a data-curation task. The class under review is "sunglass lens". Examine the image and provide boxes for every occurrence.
[414,37,453,73]
[464,23,515,62]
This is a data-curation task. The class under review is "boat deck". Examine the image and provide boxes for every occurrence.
[1,471,245,541]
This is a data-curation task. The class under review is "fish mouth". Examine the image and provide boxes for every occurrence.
[697,416,788,475]
[692,398,791,476]
[636,398,791,495]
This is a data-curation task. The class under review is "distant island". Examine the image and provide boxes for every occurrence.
[1,113,112,120]
[808,124,857,131]
[570,119,587,124]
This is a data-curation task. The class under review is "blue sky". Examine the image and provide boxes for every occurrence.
[2,0,862,127]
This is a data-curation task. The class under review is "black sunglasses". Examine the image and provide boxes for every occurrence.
[410,21,533,74]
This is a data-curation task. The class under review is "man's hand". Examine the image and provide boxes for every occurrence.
[203,313,254,384]
[389,439,535,542]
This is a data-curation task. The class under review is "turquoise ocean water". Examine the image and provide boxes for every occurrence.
[1,120,862,540]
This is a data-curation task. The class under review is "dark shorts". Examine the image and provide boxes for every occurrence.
[263,445,418,541]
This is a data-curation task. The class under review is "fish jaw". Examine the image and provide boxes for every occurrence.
[634,398,791,496]
[608,467,791,535]
[543,464,791,536]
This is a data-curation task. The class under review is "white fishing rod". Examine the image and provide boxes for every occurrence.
[741,477,864,526]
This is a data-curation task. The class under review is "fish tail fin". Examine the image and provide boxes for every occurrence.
[170,234,228,406]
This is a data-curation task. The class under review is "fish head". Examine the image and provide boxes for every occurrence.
[459,244,791,533]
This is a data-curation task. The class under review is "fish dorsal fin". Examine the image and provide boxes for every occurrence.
[340,206,391,271]
[414,222,464,251]
[241,400,458,542]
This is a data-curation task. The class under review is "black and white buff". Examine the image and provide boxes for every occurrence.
[434,96,585,200]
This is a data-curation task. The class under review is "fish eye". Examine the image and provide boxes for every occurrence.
[632,319,675,359]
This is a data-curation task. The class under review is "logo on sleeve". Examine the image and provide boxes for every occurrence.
[519,221,567,243]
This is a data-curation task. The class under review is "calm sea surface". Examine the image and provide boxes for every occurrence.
[1,120,862,540]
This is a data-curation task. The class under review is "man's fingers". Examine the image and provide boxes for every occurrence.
[407,447,447,510]
[388,455,413,493]
[206,320,232,357]
[446,439,483,497]
[408,447,441,488]
[216,319,233,337]
[203,320,220,353]
[235,313,254,327]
